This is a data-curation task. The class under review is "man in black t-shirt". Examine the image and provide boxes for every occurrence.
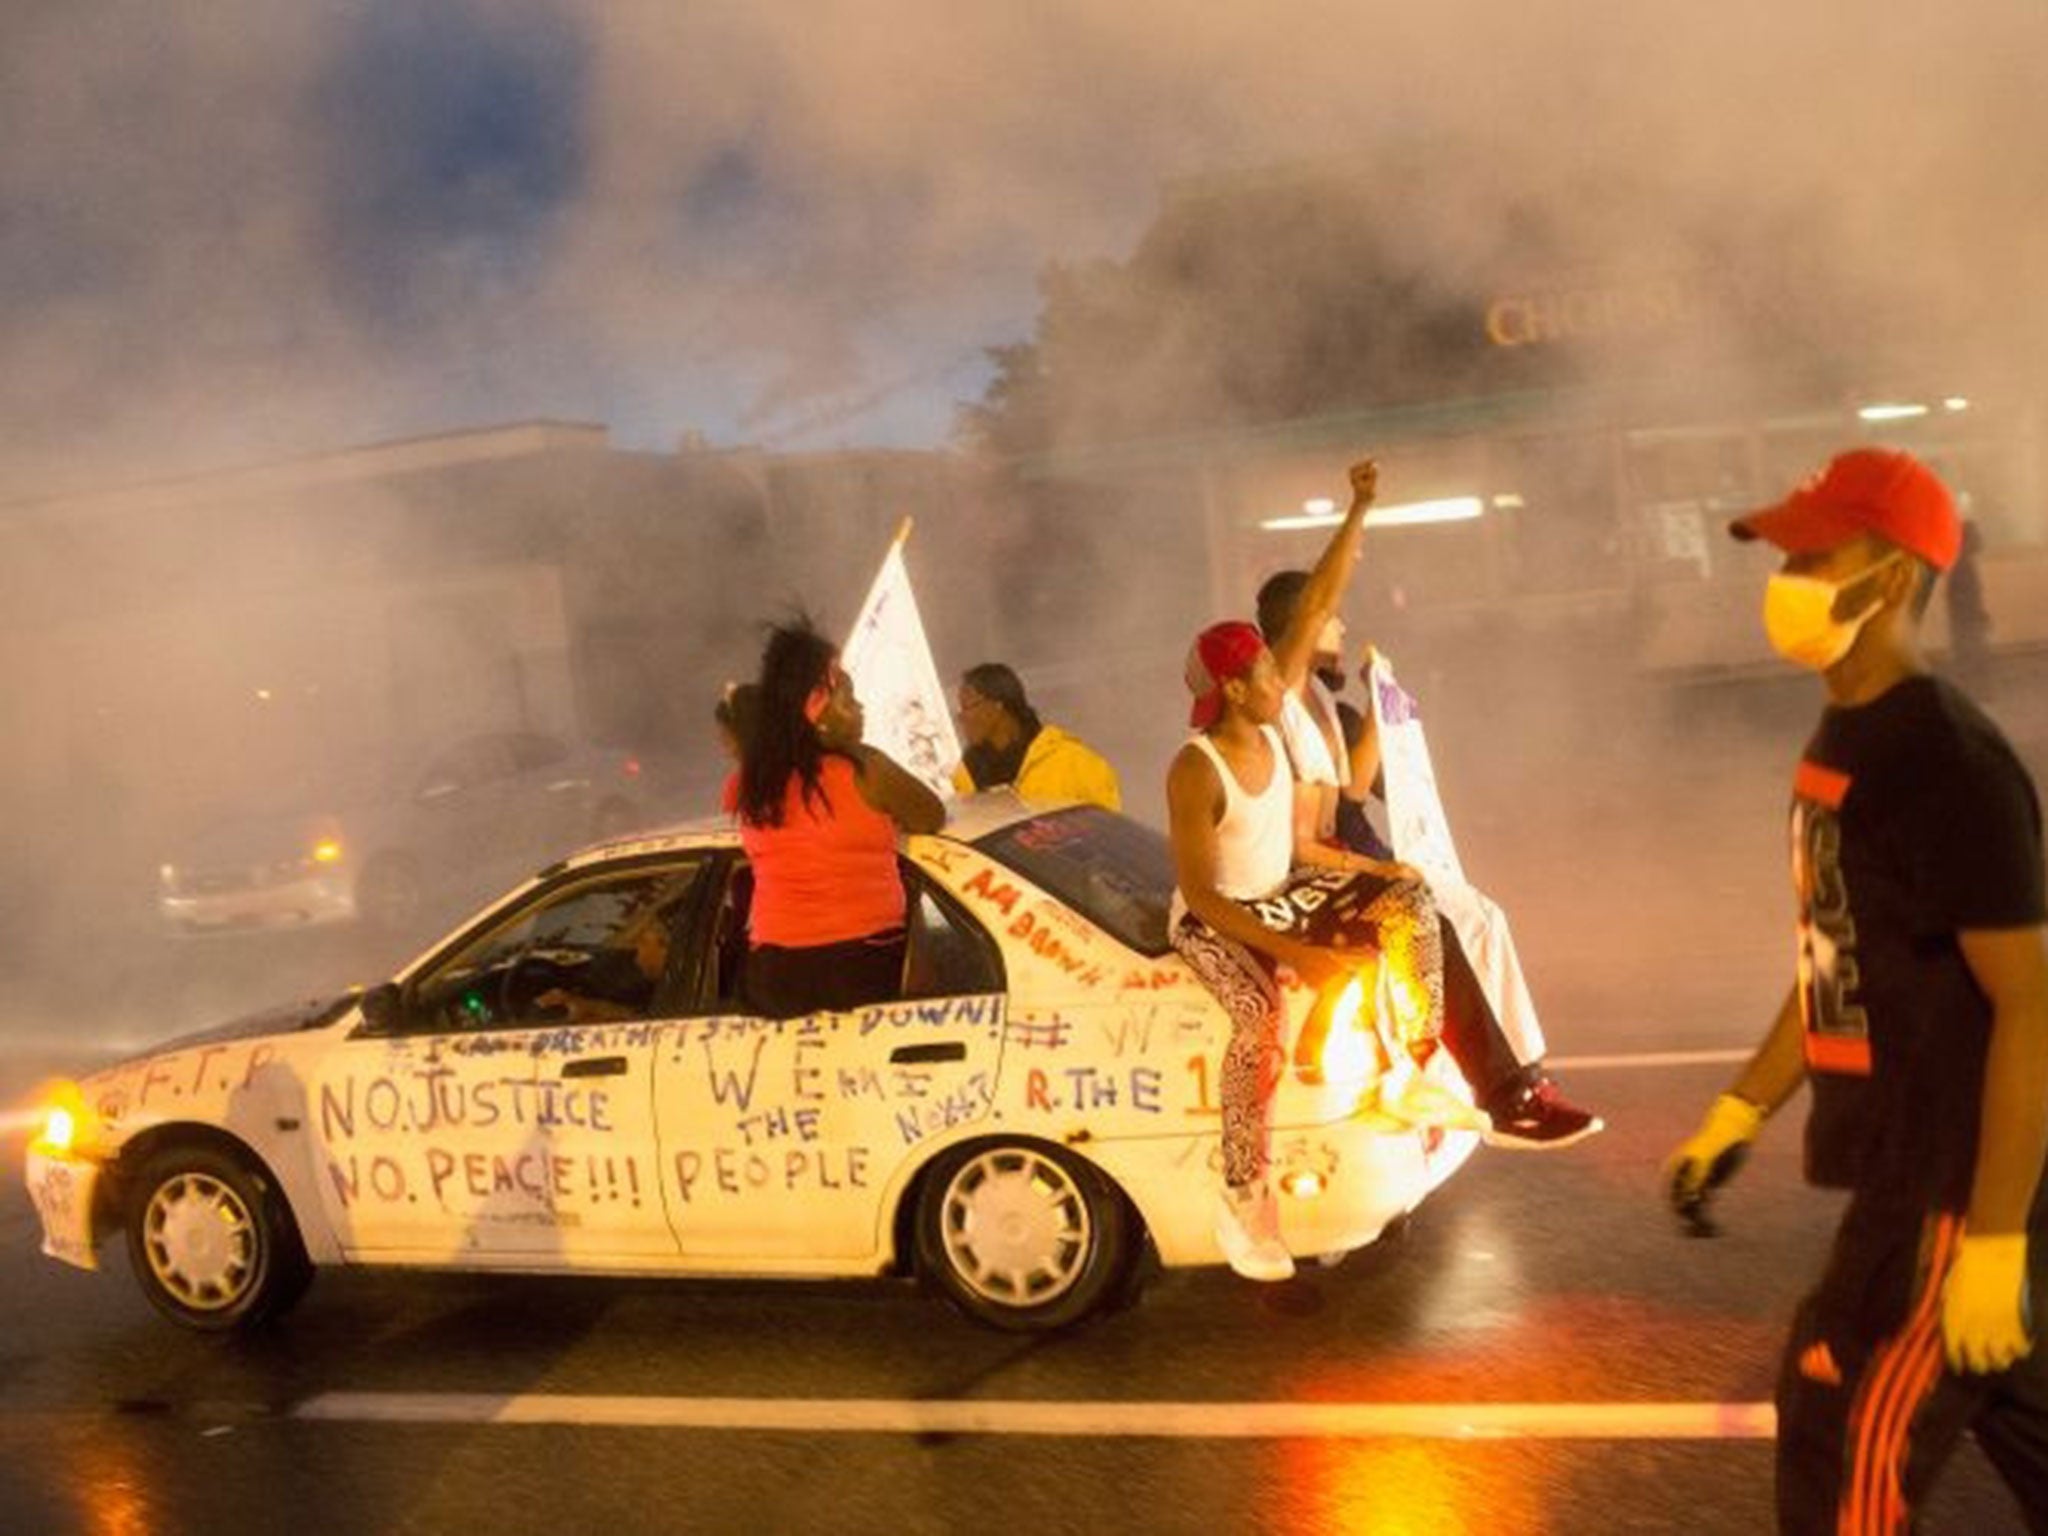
[1663,447,2048,1534]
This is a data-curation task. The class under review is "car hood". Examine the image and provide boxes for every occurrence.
[164,807,359,867]
[102,990,362,1070]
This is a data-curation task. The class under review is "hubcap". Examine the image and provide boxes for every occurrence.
[940,1148,1091,1307]
[143,1171,257,1312]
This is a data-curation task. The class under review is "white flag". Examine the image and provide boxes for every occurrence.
[842,528,961,798]
[1366,652,1467,887]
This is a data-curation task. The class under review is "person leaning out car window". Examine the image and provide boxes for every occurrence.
[735,618,944,1019]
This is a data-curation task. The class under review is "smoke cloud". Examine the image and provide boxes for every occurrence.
[2,1,2044,1061]
[4,2,2040,481]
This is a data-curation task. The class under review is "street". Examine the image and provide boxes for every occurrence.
[3,670,2042,1535]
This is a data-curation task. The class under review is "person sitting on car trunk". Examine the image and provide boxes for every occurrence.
[1252,568,1599,1151]
[951,662,1121,811]
[736,618,946,1019]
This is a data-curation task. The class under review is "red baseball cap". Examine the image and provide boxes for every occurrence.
[1185,621,1264,729]
[1729,447,1961,571]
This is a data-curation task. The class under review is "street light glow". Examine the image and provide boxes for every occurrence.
[1261,495,1485,532]
[1857,402,1929,422]
[1366,495,1485,528]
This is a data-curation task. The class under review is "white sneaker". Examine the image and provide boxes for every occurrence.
[1215,1183,1296,1282]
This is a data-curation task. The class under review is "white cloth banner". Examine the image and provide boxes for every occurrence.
[1367,653,1546,1062]
[842,535,961,799]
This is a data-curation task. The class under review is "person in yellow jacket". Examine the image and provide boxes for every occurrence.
[951,663,1121,811]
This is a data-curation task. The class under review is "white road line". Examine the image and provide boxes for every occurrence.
[294,1393,1777,1440]
[1546,1049,1752,1071]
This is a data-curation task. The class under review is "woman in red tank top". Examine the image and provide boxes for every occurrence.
[735,620,946,1019]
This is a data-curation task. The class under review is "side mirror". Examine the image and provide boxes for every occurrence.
[357,981,404,1036]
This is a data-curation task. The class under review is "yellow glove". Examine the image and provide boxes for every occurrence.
[1663,1094,1762,1235]
[1941,1234,2034,1374]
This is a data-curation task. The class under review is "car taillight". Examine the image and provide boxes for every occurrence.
[621,756,642,779]
[1279,1168,1327,1199]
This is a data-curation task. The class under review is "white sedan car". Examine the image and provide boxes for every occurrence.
[25,798,1478,1333]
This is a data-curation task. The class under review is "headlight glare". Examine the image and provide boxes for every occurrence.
[41,1105,77,1154]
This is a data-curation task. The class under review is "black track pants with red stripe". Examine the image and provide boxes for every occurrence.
[1775,1196,2048,1534]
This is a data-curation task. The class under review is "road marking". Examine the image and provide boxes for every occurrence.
[1546,1049,1752,1071]
[295,1393,1776,1440]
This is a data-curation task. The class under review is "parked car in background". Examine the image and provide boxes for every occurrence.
[157,731,653,939]
[33,798,1479,1335]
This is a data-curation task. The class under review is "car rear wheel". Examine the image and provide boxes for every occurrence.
[913,1140,1135,1331]
[124,1145,312,1332]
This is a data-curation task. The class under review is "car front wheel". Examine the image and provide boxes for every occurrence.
[124,1145,312,1332]
[913,1140,1135,1331]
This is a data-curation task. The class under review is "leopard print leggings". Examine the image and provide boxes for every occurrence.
[1171,915,1283,1190]
[1172,873,1445,1190]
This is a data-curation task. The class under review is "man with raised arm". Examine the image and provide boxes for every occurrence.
[1167,460,1458,1283]
[1254,488,1598,1148]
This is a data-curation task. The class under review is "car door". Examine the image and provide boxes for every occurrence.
[652,856,1009,1263]
[307,854,711,1265]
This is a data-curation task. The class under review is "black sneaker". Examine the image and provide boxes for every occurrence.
[1483,1075,1603,1150]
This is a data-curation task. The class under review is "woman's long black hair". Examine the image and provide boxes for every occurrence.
[736,617,840,828]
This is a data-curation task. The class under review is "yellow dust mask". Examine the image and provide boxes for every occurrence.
[1762,553,1904,671]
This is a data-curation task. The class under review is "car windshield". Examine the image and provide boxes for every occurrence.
[973,807,1174,957]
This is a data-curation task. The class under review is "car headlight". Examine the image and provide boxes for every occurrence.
[29,1082,85,1155]
[40,1105,77,1154]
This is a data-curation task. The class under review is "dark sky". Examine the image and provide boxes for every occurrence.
[2,1,2043,492]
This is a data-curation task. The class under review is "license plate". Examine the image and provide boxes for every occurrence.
[24,1150,100,1271]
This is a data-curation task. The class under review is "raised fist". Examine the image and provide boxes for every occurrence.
[1347,458,1379,508]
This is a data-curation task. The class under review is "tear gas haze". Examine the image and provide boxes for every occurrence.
[2,1,2044,1065]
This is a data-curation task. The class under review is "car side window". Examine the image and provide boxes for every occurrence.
[701,859,755,1014]
[398,859,708,1034]
[901,866,1005,999]
[696,858,1001,1014]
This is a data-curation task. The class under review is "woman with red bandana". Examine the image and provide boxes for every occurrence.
[736,618,945,1019]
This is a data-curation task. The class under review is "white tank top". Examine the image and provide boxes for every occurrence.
[1183,724,1294,902]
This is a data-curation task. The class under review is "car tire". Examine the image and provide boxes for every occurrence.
[913,1139,1136,1332]
[355,853,423,936]
[123,1144,313,1333]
